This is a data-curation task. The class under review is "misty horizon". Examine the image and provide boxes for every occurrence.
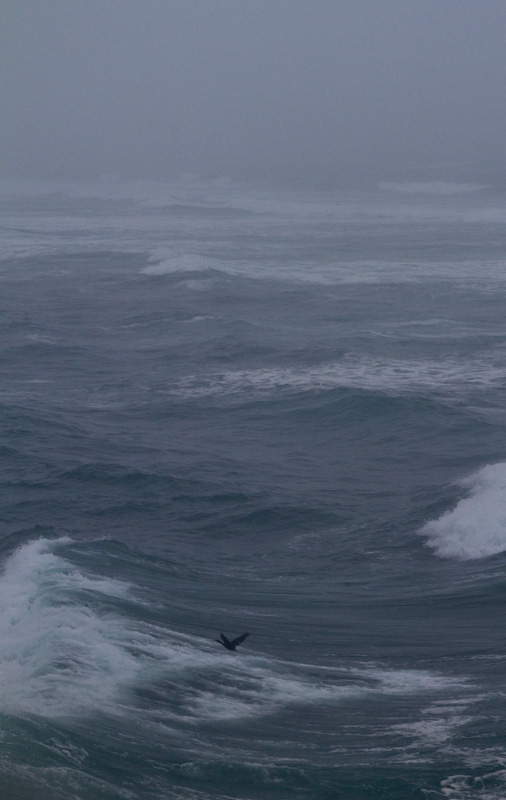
[2,0,506,186]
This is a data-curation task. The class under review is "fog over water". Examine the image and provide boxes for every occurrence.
[2,0,506,185]
[4,6,506,799]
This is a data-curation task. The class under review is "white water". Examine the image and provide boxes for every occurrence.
[0,539,462,724]
[422,463,506,560]
[173,356,506,400]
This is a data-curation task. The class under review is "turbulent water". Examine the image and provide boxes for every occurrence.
[1,176,506,799]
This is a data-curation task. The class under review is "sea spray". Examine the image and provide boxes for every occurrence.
[421,463,506,560]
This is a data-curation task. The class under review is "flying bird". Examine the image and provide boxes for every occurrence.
[216,632,249,651]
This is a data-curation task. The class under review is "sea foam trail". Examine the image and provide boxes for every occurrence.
[421,463,506,560]
[181,662,460,723]
[174,357,506,400]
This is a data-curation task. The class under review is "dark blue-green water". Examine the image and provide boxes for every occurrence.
[2,177,506,799]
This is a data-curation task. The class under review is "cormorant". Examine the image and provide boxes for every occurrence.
[216,632,249,651]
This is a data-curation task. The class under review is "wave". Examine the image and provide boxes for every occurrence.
[380,181,485,195]
[173,356,506,401]
[441,769,506,800]
[421,463,506,560]
[141,250,222,276]
[0,538,463,725]
[0,538,142,717]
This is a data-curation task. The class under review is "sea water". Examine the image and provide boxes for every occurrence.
[1,176,506,799]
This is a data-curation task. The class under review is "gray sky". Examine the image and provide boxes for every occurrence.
[2,0,506,184]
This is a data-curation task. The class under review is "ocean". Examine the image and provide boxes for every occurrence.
[1,175,506,799]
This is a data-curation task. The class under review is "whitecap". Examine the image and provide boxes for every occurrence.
[173,356,506,400]
[141,250,220,275]
[421,462,506,560]
[0,538,141,717]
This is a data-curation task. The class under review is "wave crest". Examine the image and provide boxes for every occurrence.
[421,463,506,560]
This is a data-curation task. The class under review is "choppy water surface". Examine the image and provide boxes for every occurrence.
[1,177,506,799]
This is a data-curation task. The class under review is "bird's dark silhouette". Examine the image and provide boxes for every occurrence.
[216,632,249,651]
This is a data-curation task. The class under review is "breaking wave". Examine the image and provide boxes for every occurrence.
[421,463,506,560]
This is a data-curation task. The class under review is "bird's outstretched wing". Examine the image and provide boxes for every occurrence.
[230,632,249,648]
[220,633,231,646]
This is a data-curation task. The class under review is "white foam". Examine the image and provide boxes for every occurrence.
[139,251,506,286]
[359,667,461,695]
[0,539,465,727]
[189,669,356,721]
[174,356,506,400]
[421,463,506,560]
[387,698,474,750]
[3,177,506,277]
[186,661,461,722]
[391,717,470,748]
[141,249,220,275]
[441,770,506,800]
[0,538,143,717]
